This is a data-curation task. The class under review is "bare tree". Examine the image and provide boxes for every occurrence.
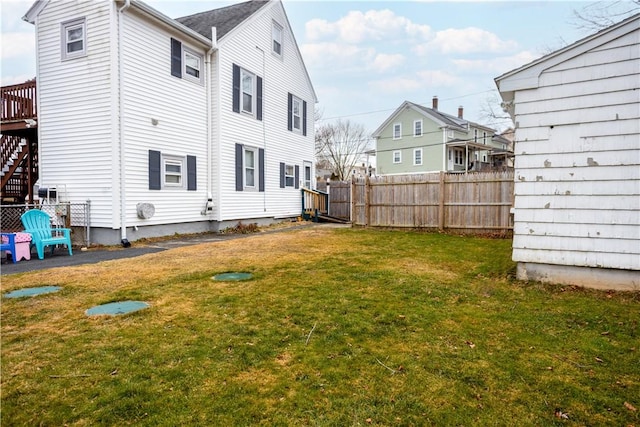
[315,119,371,181]
[479,92,514,131]
[572,1,639,31]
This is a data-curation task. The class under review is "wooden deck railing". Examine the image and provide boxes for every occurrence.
[301,188,328,221]
[1,80,37,122]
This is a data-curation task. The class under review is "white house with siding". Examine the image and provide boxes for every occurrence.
[24,0,316,245]
[495,13,640,290]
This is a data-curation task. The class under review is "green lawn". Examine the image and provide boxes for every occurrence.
[1,226,638,426]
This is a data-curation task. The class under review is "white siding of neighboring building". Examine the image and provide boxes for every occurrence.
[507,19,640,287]
[35,0,116,227]
[215,1,315,222]
[120,10,209,227]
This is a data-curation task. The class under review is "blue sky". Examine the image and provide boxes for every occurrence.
[1,0,626,134]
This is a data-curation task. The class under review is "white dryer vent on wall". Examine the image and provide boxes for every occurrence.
[136,203,155,219]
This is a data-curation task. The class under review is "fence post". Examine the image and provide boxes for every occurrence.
[350,175,356,224]
[438,171,445,231]
[365,175,371,227]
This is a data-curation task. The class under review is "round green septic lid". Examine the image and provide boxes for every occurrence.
[86,301,149,316]
[4,286,62,298]
[213,272,253,281]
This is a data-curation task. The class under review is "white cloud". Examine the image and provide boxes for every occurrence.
[414,27,518,55]
[305,9,432,43]
[369,69,460,94]
[300,42,376,70]
[370,53,405,73]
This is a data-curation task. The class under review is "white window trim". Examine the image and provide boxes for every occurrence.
[183,48,203,85]
[162,154,186,188]
[393,150,402,164]
[285,164,295,187]
[243,146,258,190]
[414,120,423,137]
[291,95,302,134]
[61,17,86,61]
[272,21,283,58]
[413,148,423,166]
[393,123,402,140]
[240,68,256,116]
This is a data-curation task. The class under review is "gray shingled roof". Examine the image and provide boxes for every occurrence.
[409,102,467,130]
[176,0,269,41]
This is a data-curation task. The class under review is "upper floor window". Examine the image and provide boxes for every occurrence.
[483,131,487,144]
[474,129,478,143]
[272,21,283,57]
[288,93,307,136]
[61,18,86,60]
[393,123,402,140]
[170,38,203,85]
[414,120,423,137]
[233,64,263,120]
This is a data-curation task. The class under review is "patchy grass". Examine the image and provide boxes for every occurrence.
[1,227,638,426]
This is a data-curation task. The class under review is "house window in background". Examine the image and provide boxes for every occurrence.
[414,148,422,165]
[61,18,86,60]
[393,150,401,164]
[393,123,402,140]
[414,120,422,137]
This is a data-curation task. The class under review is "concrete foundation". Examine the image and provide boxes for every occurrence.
[88,217,293,246]
[517,262,640,292]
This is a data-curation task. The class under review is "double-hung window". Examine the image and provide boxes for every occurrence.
[164,156,184,187]
[393,123,402,140]
[285,164,295,187]
[304,162,312,189]
[244,147,257,189]
[454,149,464,165]
[241,69,255,114]
[61,18,86,60]
[232,64,263,120]
[272,21,283,57]
[414,120,423,137]
[149,150,197,191]
[184,50,202,82]
[413,148,423,166]
[287,93,307,136]
[393,150,402,164]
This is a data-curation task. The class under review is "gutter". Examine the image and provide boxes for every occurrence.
[118,0,131,246]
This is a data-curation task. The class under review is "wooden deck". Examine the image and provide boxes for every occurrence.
[1,79,38,203]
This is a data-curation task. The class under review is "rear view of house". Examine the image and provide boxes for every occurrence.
[495,14,639,290]
[23,0,316,245]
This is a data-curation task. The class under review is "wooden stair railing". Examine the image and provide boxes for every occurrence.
[301,188,328,221]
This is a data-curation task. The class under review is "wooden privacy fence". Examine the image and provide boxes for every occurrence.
[330,171,514,234]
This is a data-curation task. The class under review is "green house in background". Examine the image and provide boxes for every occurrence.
[373,97,512,175]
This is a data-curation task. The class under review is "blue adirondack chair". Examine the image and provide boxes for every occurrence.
[21,209,73,260]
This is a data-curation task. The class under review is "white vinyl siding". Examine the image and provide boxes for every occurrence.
[36,2,113,226]
[503,20,640,273]
[121,12,207,226]
[216,1,315,221]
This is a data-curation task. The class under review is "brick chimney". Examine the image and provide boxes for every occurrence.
[432,96,438,110]
[458,106,464,119]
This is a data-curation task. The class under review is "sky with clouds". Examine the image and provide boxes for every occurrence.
[1,0,630,135]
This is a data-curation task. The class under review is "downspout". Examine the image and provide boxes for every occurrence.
[118,0,131,245]
[204,28,217,216]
